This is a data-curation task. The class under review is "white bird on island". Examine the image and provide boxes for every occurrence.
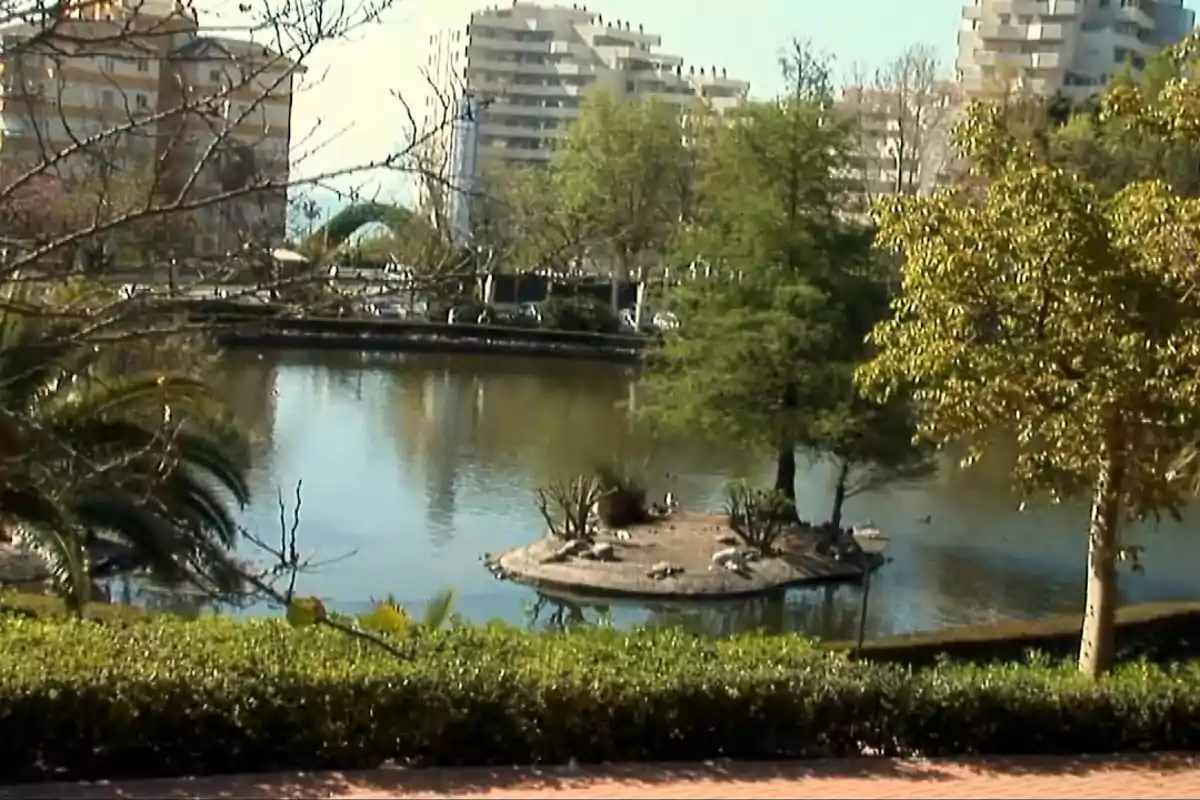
[664,492,679,513]
[852,524,889,546]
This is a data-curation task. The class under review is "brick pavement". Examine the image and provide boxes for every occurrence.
[2,754,1199,799]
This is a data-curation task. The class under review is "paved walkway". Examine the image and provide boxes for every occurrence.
[2,754,1199,799]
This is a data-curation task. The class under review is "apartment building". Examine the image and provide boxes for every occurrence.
[0,0,298,258]
[956,0,1195,100]
[420,1,750,243]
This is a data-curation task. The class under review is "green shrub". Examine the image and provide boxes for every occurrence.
[540,296,620,334]
[0,590,149,624]
[824,601,1200,667]
[1,618,1199,782]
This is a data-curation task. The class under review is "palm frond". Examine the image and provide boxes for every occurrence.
[421,589,458,630]
[72,495,189,576]
[16,523,91,611]
[162,468,241,548]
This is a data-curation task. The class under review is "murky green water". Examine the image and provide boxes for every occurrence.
[214,349,1200,638]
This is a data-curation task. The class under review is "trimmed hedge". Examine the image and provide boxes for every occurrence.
[0,590,148,624]
[2,618,1200,782]
[824,601,1200,667]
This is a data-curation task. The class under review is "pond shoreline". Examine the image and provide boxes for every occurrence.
[218,329,642,363]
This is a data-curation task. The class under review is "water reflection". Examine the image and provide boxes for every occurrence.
[526,586,869,640]
[213,349,1200,638]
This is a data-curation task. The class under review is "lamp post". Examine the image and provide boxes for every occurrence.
[851,529,890,654]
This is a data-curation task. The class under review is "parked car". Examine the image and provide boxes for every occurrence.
[367,301,407,318]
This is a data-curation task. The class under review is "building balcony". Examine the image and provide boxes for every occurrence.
[478,142,551,162]
[485,99,580,118]
[468,36,553,55]
[1031,51,1062,68]
[471,76,586,97]
[477,119,561,139]
[585,24,662,49]
[978,22,1026,40]
[974,50,1030,67]
[964,0,1079,18]
[978,21,1065,40]
[467,56,594,77]
[1118,1,1154,29]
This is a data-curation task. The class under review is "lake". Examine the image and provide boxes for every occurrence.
[210,349,1200,639]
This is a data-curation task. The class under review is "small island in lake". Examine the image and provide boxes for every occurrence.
[485,471,885,599]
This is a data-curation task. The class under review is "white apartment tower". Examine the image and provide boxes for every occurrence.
[421,2,750,243]
[956,0,1195,100]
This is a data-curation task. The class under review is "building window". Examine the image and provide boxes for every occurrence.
[135,58,149,72]
[101,90,113,110]
[209,69,222,82]
[135,93,149,109]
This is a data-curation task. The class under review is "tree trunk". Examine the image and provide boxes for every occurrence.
[831,458,850,530]
[1079,424,1126,678]
[774,444,796,501]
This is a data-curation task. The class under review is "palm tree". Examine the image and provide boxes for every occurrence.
[0,279,252,608]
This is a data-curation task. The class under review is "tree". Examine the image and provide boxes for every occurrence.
[546,90,690,292]
[0,280,251,608]
[843,44,960,203]
[815,390,933,530]
[640,42,930,517]
[640,272,832,502]
[858,57,1200,676]
[640,44,848,503]
[1045,47,1200,199]
[471,162,561,272]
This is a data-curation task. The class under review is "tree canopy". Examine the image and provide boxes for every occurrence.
[858,33,1200,677]
[638,43,931,523]
[482,90,691,278]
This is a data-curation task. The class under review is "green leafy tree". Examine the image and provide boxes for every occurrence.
[858,59,1200,676]
[548,90,690,288]
[1045,47,1200,198]
[641,272,832,502]
[474,163,574,272]
[641,43,929,517]
[0,280,251,608]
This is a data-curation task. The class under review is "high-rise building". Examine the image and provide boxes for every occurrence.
[956,0,1195,100]
[419,2,749,243]
[0,0,299,258]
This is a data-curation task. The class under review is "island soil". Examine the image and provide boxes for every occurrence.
[490,511,880,599]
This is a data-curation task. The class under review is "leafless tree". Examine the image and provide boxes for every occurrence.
[842,45,961,206]
[0,0,468,302]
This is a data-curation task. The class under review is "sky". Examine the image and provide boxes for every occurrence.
[204,0,1200,216]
